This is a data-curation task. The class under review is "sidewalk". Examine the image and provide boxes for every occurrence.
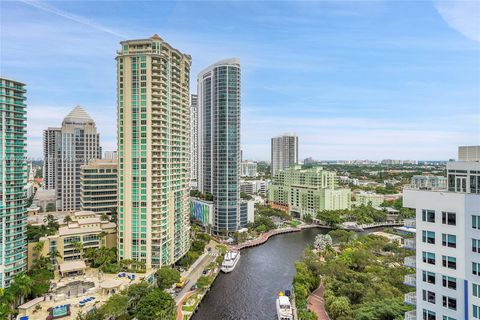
[175,241,218,304]
[307,280,330,320]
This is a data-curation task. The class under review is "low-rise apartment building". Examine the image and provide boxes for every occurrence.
[268,166,351,218]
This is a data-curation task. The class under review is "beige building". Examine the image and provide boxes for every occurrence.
[28,211,116,269]
[80,159,118,215]
[116,34,191,268]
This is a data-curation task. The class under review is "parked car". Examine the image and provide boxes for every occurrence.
[190,284,197,291]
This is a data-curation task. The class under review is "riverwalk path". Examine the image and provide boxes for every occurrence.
[307,280,330,320]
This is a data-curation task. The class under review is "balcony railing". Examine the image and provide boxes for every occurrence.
[403,219,416,228]
[404,310,416,320]
[403,238,416,250]
[404,292,416,306]
[403,274,416,287]
[404,256,416,268]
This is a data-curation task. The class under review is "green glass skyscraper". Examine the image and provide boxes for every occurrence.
[0,77,28,288]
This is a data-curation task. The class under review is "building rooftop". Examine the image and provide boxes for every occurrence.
[59,260,86,273]
[63,105,95,124]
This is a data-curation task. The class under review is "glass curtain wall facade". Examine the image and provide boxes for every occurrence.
[198,59,241,234]
[117,34,191,269]
[0,77,28,288]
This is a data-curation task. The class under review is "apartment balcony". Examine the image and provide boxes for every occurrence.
[404,310,416,320]
[403,238,416,250]
[404,292,416,306]
[404,256,416,268]
[403,219,416,229]
[403,274,416,287]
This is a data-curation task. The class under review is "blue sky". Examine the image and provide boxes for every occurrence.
[1,0,479,161]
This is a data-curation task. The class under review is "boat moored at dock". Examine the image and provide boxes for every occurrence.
[221,251,240,273]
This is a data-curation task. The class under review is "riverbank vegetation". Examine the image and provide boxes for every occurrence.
[177,230,211,268]
[317,203,414,227]
[294,232,414,320]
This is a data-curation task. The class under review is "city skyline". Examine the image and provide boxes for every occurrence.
[1,1,479,160]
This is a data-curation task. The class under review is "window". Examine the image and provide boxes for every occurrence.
[474,262,480,276]
[442,234,456,248]
[475,305,480,319]
[474,283,480,298]
[442,276,456,290]
[473,215,480,229]
[442,256,456,269]
[423,290,436,304]
[442,317,455,320]
[442,212,456,225]
[423,252,436,265]
[423,231,435,244]
[423,309,436,320]
[442,296,457,310]
[474,239,480,253]
[423,209,435,223]
[423,271,436,284]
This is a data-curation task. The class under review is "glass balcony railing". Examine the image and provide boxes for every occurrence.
[403,274,416,287]
[404,310,416,320]
[403,219,416,228]
[404,292,416,306]
[404,256,416,268]
[403,238,416,250]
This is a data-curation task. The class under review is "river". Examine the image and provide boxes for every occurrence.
[192,227,328,320]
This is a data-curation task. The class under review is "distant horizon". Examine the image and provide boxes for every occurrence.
[2,1,479,160]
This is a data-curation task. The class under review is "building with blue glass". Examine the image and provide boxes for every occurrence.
[197,59,242,235]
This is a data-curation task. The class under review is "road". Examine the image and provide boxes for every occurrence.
[175,241,219,304]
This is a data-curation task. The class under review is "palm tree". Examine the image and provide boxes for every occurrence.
[63,215,72,224]
[32,241,44,262]
[83,247,97,266]
[9,273,33,306]
[95,247,116,269]
[98,231,108,247]
[71,241,84,260]
[48,249,62,266]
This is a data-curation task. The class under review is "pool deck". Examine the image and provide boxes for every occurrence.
[18,268,145,320]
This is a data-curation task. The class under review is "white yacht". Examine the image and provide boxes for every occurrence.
[276,292,293,320]
[221,251,240,273]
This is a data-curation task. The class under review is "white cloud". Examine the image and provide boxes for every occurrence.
[434,0,480,42]
[19,0,126,38]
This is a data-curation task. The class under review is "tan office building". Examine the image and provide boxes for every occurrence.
[116,35,191,268]
[80,159,118,215]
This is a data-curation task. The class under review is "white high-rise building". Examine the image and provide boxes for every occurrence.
[190,94,198,188]
[403,159,480,320]
[271,133,298,176]
[241,160,257,177]
[57,106,100,211]
[43,127,60,190]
